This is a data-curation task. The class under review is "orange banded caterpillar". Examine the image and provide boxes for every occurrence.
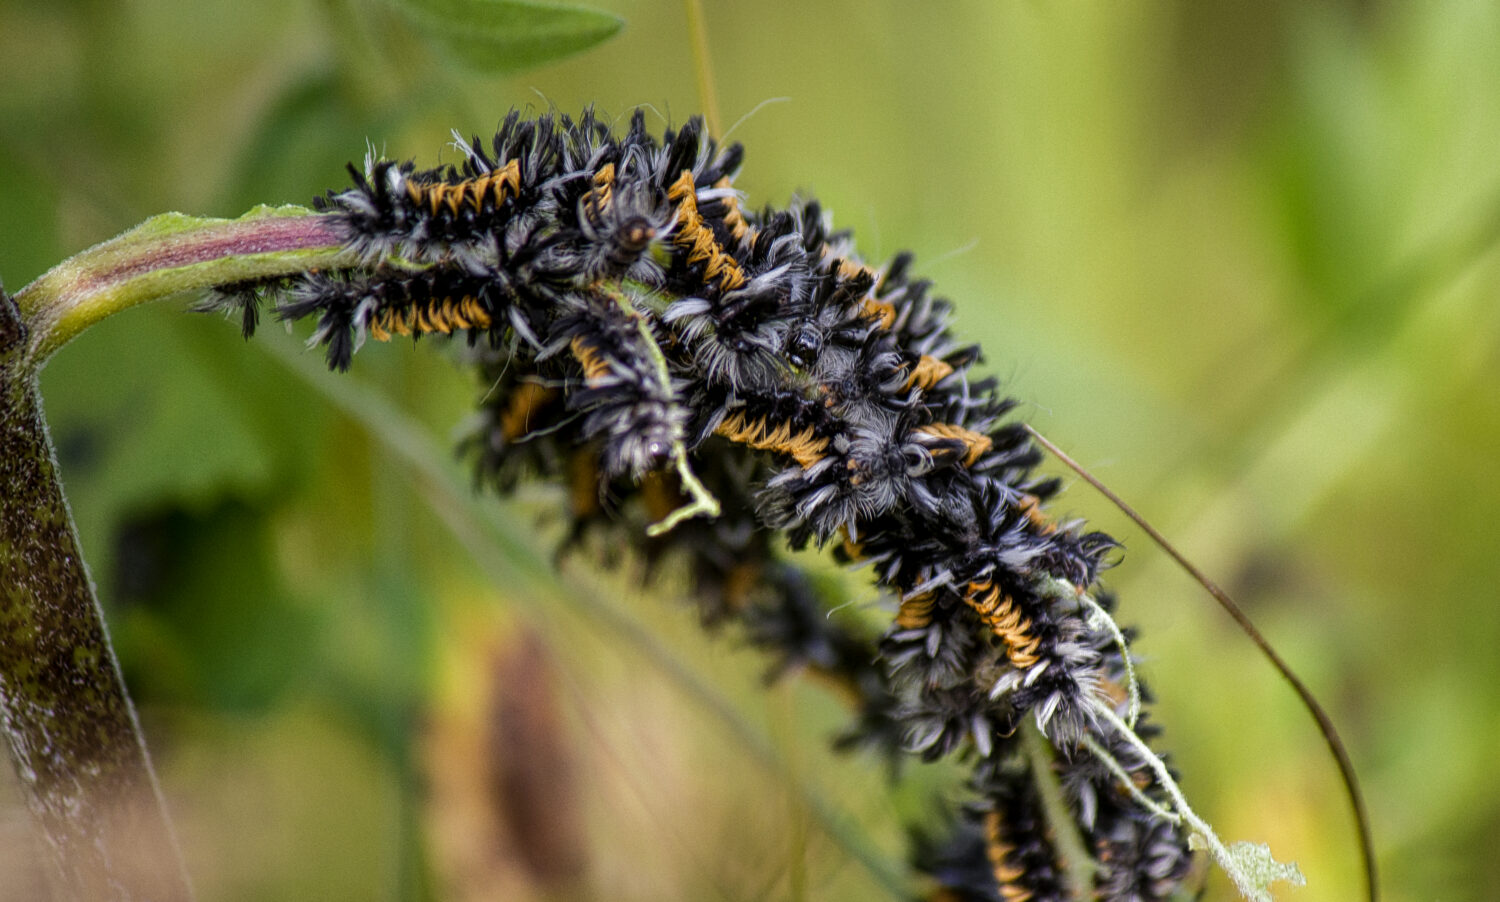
[894,593,936,630]
[708,175,752,243]
[271,265,509,370]
[713,411,830,468]
[406,158,522,220]
[914,422,995,467]
[573,162,676,286]
[318,157,526,265]
[568,334,613,382]
[545,289,689,479]
[963,582,1042,670]
[205,108,1269,902]
[666,170,746,292]
[585,162,616,213]
[368,294,491,340]
[496,382,558,444]
[983,784,1068,902]
[904,354,956,391]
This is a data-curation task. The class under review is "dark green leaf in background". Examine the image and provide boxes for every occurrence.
[0,142,60,289]
[384,0,623,74]
[112,499,324,714]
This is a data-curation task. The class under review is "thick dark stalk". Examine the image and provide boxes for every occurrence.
[0,289,191,900]
[0,208,349,899]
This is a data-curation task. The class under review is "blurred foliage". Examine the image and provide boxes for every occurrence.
[3,1,1499,900]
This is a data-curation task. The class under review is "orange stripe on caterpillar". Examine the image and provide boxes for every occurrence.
[965,582,1041,670]
[915,422,993,466]
[498,382,558,441]
[895,593,936,630]
[1016,493,1056,535]
[568,446,602,519]
[591,162,615,208]
[823,256,897,329]
[714,411,829,468]
[904,355,955,391]
[828,255,894,328]
[836,257,877,282]
[369,296,493,341]
[405,158,522,217]
[667,171,746,291]
[583,161,616,219]
[860,297,898,329]
[713,176,752,242]
[569,335,612,382]
[984,810,1034,902]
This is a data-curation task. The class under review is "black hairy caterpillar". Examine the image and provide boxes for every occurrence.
[201,106,1299,901]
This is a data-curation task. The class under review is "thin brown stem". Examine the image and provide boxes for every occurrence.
[1024,423,1377,902]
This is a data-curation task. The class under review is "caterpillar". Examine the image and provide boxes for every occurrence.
[205,107,1197,901]
[964,582,1043,670]
[984,782,1068,902]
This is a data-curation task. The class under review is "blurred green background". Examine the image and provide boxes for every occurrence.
[3,1,1498,899]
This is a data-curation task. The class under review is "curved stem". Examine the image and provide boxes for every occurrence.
[1026,423,1377,902]
[15,205,350,368]
[0,207,351,899]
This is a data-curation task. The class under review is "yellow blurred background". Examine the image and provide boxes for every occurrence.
[3,1,1498,899]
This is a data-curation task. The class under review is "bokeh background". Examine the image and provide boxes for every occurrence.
[3,1,1498,899]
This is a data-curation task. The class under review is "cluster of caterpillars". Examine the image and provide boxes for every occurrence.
[209,108,1194,901]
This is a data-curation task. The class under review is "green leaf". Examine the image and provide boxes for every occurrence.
[1186,837,1305,902]
[386,0,623,73]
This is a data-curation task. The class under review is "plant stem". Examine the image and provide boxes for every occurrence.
[16,206,348,368]
[1019,720,1095,898]
[0,207,351,899]
[0,295,191,899]
[681,0,721,137]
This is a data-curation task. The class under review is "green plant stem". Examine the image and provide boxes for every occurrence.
[0,208,350,899]
[1019,721,1094,897]
[600,285,721,535]
[15,206,349,368]
[682,0,721,137]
